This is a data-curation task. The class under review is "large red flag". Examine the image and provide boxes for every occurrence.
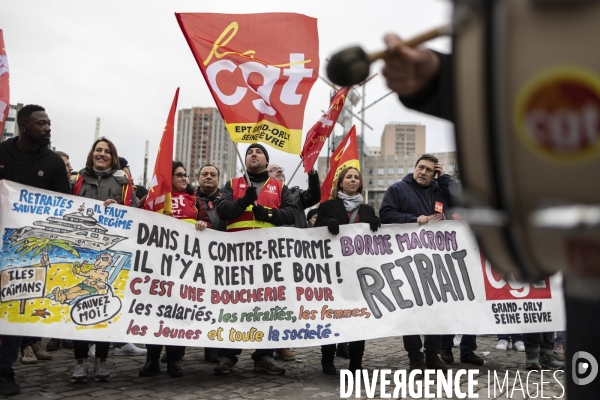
[320,126,360,202]
[302,86,350,173]
[0,30,9,135]
[145,88,179,214]
[176,13,319,155]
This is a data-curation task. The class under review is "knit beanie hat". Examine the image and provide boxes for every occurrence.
[246,143,269,163]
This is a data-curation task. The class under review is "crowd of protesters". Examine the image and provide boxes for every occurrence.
[0,105,565,396]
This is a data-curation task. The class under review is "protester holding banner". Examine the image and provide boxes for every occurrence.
[315,166,380,374]
[196,164,225,233]
[67,137,138,382]
[137,161,213,377]
[194,163,225,364]
[214,143,295,375]
[217,144,296,233]
[379,154,459,373]
[72,138,138,208]
[0,104,71,396]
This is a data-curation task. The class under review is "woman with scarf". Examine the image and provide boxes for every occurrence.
[69,137,138,382]
[137,161,213,377]
[315,167,380,375]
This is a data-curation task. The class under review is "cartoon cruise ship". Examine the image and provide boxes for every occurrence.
[8,204,126,251]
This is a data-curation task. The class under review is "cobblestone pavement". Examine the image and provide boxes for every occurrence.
[2,335,566,400]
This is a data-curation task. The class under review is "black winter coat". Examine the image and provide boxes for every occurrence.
[288,171,321,228]
[217,174,296,227]
[379,173,456,224]
[315,198,377,228]
[0,137,71,194]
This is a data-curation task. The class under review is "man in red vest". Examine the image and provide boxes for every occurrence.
[215,143,296,375]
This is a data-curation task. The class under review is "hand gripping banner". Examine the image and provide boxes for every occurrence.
[176,13,319,155]
[0,181,564,348]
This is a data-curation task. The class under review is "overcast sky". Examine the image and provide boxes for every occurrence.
[2,0,453,188]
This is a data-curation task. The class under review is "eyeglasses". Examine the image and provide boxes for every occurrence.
[173,173,189,179]
[268,167,284,173]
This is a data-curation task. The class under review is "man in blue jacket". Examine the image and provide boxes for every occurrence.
[380,154,455,225]
[379,154,478,372]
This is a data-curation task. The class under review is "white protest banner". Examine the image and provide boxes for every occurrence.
[0,180,565,348]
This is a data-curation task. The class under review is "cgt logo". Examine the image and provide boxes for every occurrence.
[573,351,598,386]
[481,255,551,300]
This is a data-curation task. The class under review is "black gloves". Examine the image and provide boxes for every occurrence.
[326,218,340,235]
[369,217,381,232]
[238,186,258,209]
[253,205,277,222]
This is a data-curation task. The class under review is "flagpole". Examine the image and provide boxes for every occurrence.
[233,141,252,184]
[286,160,303,186]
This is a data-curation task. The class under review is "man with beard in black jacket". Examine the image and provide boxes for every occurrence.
[214,143,296,376]
[0,104,70,396]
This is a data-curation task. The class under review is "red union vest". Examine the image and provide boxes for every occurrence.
[171,191,200,225]
[227,177,283,231]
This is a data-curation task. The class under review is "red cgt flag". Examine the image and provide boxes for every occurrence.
[0,30,9,134]
[145,88,180,215]
[176,13,319,155]
[302,86,350,173]
[320,126,360,202]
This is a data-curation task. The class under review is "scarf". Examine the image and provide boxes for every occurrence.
[337,191,363,212]
[92,168,115,177]
[248,170,269,183]
[197,187,221,203]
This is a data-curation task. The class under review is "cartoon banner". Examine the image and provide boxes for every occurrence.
[176,13,319,155]
[0,180,564,348]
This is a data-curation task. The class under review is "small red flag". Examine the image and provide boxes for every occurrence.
[302,86,350,173]
[0,30,9,135]
[320,126,360,202]
[145,88,180,214]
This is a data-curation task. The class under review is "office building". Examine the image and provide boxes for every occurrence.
[175,107,237,183]
[1,103,20,141]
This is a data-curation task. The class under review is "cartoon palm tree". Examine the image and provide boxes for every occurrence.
[11,238,80,268]
[10,238,80,314]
